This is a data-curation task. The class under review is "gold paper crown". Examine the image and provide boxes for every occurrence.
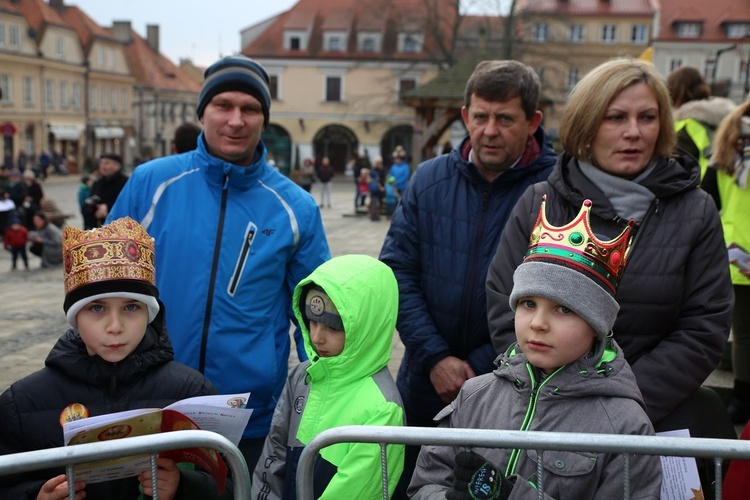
[524,196,634,294]
[63,217,156,296]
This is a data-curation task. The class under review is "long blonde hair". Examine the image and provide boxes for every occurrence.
[712,100,750,175]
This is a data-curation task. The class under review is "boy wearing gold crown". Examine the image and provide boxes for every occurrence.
[408,199,661,500]
[0,218,227,500]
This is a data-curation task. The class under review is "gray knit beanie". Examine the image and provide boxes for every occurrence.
[196,55,271,127]
[509,197,634,340]
[510,261,619,340]
[304,285,344,331]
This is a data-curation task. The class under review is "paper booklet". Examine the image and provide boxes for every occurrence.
[657,429,703,500]
[62,393,253,492]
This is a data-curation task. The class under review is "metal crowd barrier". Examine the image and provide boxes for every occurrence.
[0,430,250,500]
[297,425,750,500]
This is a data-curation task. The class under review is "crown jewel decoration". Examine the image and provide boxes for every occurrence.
[63,217,156,295]
[524,196,634,293]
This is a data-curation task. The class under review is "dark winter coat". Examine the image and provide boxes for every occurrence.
[487,153,733,424]
[0,306,223,500]
[91,170,128,211]
[379,129,556,422]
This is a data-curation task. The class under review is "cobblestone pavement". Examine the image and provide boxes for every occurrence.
[0,175,400,390]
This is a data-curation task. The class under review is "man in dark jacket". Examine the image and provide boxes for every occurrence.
[379,59,556,496]
[88,153,128,227]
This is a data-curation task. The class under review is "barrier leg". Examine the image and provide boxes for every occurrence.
[379,443,388,500]
[535,450,544,500]
[66,465,75,500]
[150,453,159,500]
[714,457,723,500]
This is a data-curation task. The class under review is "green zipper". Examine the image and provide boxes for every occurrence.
[505,363,565,477]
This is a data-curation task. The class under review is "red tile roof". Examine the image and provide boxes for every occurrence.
[52,5,117,53]
[657,0,750,42]
[243,0,460,61]
[14,0,72,40]
[517,0,657,17]
[0,0,24,16]
[121,28,200,92]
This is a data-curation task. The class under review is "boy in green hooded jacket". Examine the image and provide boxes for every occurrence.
[251,254,405,499]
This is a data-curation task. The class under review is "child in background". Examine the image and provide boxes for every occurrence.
[3,214,28,270]
[0,217,228,499]
[409,198,661,500]
[356,167,371,210]
[252,255,405,499]
[77,175,96,230]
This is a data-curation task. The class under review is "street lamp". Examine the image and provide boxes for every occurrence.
[711,44,737,83]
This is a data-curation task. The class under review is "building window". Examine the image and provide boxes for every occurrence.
[121,90,127,112]
[269,74,279,100]
[290,37,300,50]
[328,36,342,52]
[97,46,105,66]
[59,81,68,108]
[398,78,416,102]
[325,76,342,102]
[675,22,701,38]
[0,24,6,47]
[569,24,584,43]
[23,77,33,106]
[669,59,682,72]
[534,23,549,42]
[403,36,418,53]
[45,79,54,108]
[110,88,117,111]
[56,37,64,59]
[362,37,375,52]
[725,23,750,39]
[602,24,617,43]
[0,74,11,105]
[100,86,107,110]
[90,85,97,110]
[631,25,648,44]
[72,83,81,109]
[9,25,19,48]
[567,68,579,89]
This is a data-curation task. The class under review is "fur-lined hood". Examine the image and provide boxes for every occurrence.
[673,97,737,127]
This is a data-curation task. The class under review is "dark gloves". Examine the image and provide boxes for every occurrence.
[446,451,512,500]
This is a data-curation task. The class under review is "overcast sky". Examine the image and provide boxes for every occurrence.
[70,0,510,67]
[71,0,299,67]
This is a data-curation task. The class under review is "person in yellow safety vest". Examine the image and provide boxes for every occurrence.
[667,66,737,179]
[706,100,750,425]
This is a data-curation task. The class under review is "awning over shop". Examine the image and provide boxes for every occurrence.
[94,127,125,139]
[49,124,83,141]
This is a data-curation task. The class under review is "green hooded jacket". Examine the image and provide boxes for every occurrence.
[251,254,405,500]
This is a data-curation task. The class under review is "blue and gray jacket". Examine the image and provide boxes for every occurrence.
[108,134,331,438]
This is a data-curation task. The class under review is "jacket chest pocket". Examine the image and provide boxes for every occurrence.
[524,449,598,497]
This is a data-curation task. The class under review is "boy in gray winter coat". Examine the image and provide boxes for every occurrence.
[409,197,661,500]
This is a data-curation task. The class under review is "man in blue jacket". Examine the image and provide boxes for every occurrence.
[379,59,556,497]
[107,55,330,471]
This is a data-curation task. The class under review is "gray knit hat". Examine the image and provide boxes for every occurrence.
[196,55,271,127]
[509,197,634,340]
[304,285,344,331]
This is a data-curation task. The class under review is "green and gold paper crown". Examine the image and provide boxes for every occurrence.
[63,217,156,296]
[524,196,634,294]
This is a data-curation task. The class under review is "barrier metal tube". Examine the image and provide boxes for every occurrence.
[297,426,750,500]
[0,430,250,500]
